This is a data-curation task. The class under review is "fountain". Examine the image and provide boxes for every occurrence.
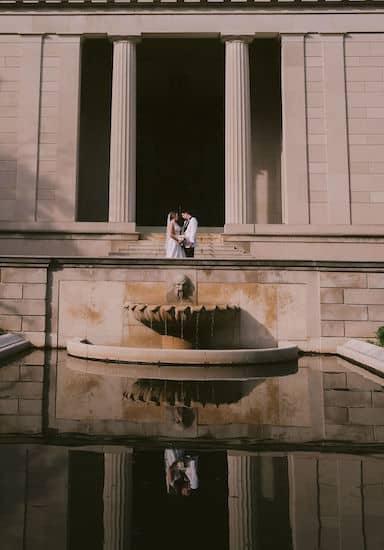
[67,274,298,365]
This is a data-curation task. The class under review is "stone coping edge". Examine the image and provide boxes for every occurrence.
[0,333,30,361]
[337,339,384,377]
[3,256,384,270]
[67,338,298,365]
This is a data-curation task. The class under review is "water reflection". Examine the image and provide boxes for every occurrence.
[1,445,384,550]
[2,350,384,548]
[165,448,199,496]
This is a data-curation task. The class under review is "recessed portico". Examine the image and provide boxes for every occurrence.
[76,34,282,230]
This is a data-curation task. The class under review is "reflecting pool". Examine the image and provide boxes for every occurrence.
[1,350,384,549]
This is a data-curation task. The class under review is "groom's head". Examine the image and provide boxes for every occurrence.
[181,210,191,220]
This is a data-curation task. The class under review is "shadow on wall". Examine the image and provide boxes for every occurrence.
[250,40,282,224]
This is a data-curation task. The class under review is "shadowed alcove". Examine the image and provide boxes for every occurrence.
[136,38,225,227]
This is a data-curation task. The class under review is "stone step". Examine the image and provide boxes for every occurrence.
[110,243,250,258]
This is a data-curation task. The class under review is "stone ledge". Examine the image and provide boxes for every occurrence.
[337,339,384,377]
[3,256,384,270]
[0,333,30,361]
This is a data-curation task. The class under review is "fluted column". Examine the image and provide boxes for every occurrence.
[227,453,258,550]
[109,38,138,226]
[103,451,133,550]
[224,37,253,230]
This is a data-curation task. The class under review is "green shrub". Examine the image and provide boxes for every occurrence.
[376,326,384,347]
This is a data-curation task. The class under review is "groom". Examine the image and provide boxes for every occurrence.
[181,209,198,258]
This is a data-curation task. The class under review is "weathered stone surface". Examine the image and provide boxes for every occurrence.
[320,287,344,303]
[0,415,41,433]
[347,372,384,391]
[324,389,372,407]
[345,321,383,337]
[321,304,367,321]
[21,315,45,332]
[320,272,367,288]
[345,288,384,304]
[368,273,384,288]
[1,268,46,284]
[323,372,347,389]
[0,283,22,298]
[0,299,45,315]
[349,408,384,425]
[0,398,18,414]
[322,321,344,336]
[324,406,348,423]
[325,424,374,441]
[18,398,42,415]
[20,365,44,382]
[0,315,22,331]
[22,283,46,299]
[0,381,42,399]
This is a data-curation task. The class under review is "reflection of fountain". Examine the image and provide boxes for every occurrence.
[67,274,298,366]
[124,378,259,407]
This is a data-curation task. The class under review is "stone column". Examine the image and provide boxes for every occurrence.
[103,451,133,550]
[227,452,258,549]
[109,38,138,229]
[281,34,309,224]
[223,37,253,232]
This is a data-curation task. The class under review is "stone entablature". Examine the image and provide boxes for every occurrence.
[2,0,384,7]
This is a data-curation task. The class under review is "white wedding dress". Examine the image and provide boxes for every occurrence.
[165,220,186,259]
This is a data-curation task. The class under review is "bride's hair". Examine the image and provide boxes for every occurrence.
[168,210,178,221]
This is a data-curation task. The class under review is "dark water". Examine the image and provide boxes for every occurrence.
[1,350,384,549]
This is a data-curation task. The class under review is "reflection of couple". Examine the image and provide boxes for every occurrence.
[164,448,199,497]
[166,209,198,259]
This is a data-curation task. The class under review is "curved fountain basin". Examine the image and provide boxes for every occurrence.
[67,338,298,365]
[66,354,298,380]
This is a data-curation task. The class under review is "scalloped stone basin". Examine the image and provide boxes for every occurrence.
[67,338,298,365]
[125,302,239,338]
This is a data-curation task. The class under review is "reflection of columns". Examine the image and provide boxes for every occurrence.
[227,453,258,550]
[103,451,133,550]
[109,38,138,225]
[224,37,253,228]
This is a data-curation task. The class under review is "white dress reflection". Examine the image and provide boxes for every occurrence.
[165,449,199,497]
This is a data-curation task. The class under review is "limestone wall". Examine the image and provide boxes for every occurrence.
[0,34,80,223]
[1,261,384,351]
[1,24,384,228]
[346,34,384,224]
[0,266,47,346]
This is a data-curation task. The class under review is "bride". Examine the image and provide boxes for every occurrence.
[165,211,186,259]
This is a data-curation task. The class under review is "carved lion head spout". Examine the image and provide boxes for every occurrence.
[174,274,188,302]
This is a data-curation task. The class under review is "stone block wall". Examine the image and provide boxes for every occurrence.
[0,36,21,221]
[36,36,80,222]
[0,266,47,346]
[346,34,384,224]
[320,272,384,347]
[305,35,328,225]
[322,359,384,441]
[0,34,80,223]
[0,349,44,434]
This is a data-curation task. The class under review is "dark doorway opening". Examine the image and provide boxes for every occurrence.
[132,449,229,550]
[68,451,104,550]
[250,39,282,224]
[77,38,112,221]
[137,39,225,227]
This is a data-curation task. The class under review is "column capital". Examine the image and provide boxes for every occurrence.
[221,35,254,44]
[108,35,141,44]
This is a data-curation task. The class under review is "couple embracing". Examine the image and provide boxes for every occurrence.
[166,209,198,259]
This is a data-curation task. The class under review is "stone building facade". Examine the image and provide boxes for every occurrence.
[1,1,384,258]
